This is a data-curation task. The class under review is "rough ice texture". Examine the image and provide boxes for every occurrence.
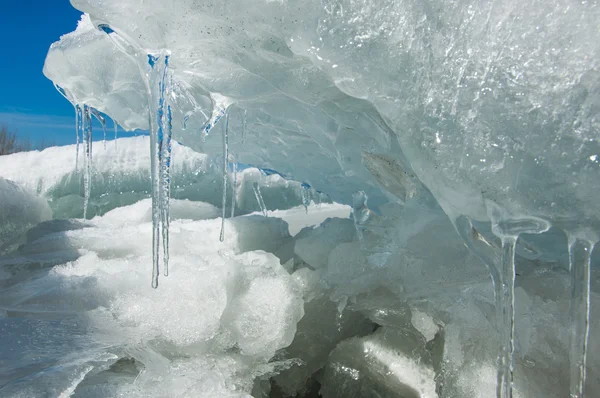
[44,2,599,226]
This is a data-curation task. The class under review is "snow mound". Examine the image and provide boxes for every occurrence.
[0,137,330,219]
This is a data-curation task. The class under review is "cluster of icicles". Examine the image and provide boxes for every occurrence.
[51,23,598,398]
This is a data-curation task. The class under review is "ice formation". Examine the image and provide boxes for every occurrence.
[0,0,598,396]
[0,178,52,250]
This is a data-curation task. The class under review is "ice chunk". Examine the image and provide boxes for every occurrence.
[411,308,439,343]
[320,327,438,398]
[272,270,375,396]
[230,215,291,255]
[294,217,356,269]
[266,203,351,236]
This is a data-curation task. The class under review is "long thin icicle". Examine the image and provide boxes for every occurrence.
[75,105,81,171]
[301,183,310,214]
[497,236,517,398]
[114,118,118,149]
[161,103,173,277]
[253,181,268,217]
[568,236,596,398]
[242,109,247,144]
[220,113,229,242]
[230,156,237,219]
[82,105,93,220]
[90,108,107,149]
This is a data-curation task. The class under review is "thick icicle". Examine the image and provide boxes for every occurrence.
[90,108,107,149]
[82,105,93,220]
[148,52,171,288]
[252,182,268,217]
[230,155,237,219]
[568,235,597,398]
[97,26,172,287]
[301,183,310,214]
[219,113,229,242]
[487,204,551,398]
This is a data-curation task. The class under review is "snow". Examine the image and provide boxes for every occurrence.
[0,137,329,220]
[0,192,344,397]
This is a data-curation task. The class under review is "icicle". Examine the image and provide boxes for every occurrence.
[352,191,370,241]
[230,156,237,219]
[219,113,229,242]
[97,25,173,287]
[496,235,517,398]
[183,114,190,130]
[455,215,507,396]
[148,52,171,288]
[253,182,268,217]
[161,103,173,277]
[336,296,348,330]
[486,203,550,398]
[301,183,310,214]
[82,105,93,220]
[568,234,597,398]
[75,104,82,171]
[242,109,247,144]
[114,119,118,149]
[90,108,106,149]
[202,108,226,137]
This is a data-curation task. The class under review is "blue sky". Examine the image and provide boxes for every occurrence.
[0,1,141,146]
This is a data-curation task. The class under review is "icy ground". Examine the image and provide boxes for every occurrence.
[1,139,599,397]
